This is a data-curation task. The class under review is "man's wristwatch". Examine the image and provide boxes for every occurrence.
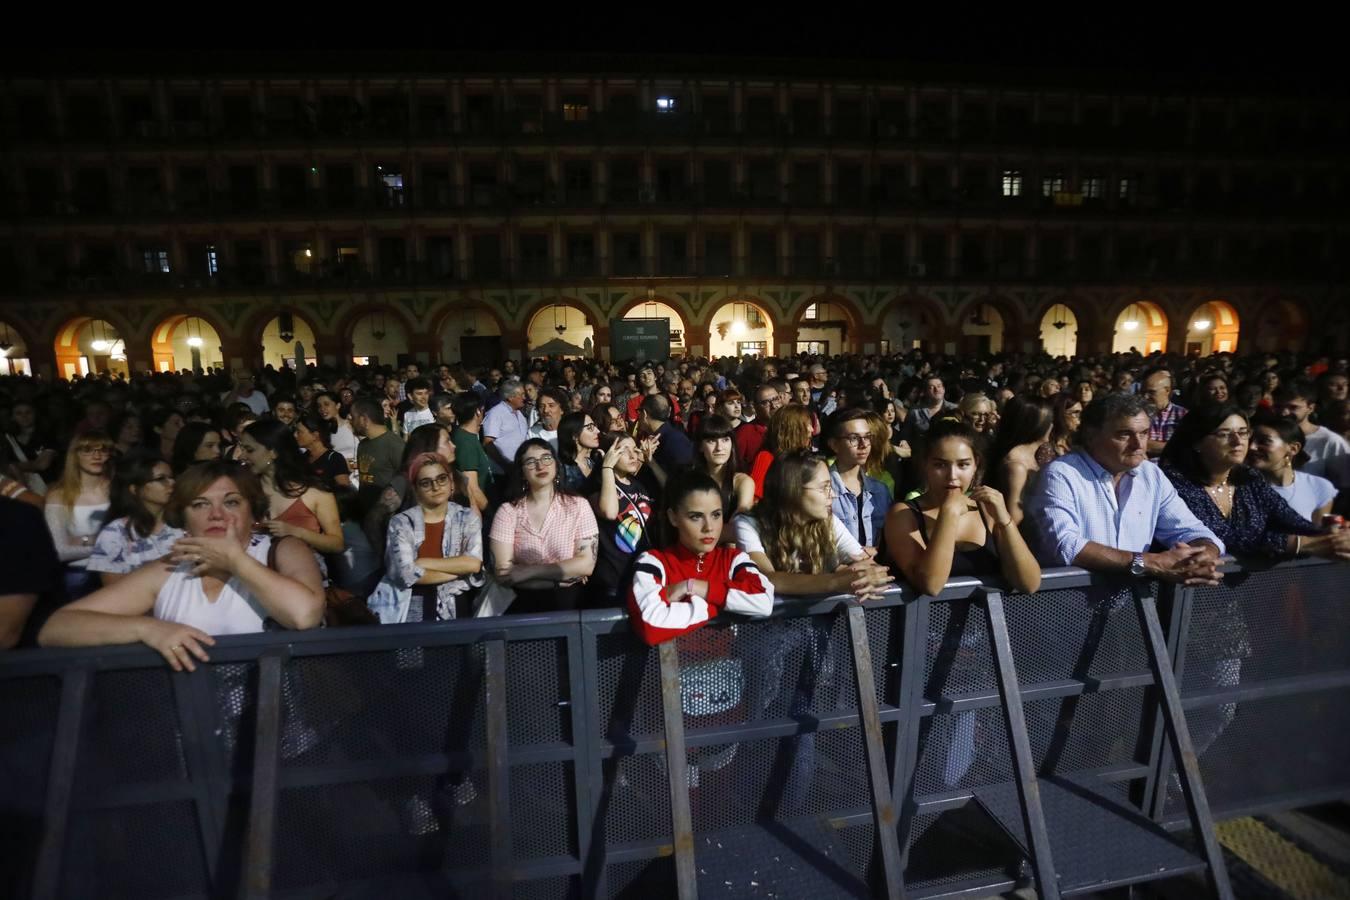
[1128,553,1147,578]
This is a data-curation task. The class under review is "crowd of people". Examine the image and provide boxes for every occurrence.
[2,344,1349,665]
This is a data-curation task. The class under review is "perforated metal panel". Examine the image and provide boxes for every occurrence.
[1167,687,1350,819]
[510,761,576,859]
[1184,566,1350,693]
[605,857,675,899]
[600,751,673,846]
[513,874,580,899]
[902,804,1022,890]
[505,638,571,746]
[596,632,664,742]
[61,800,207,899]
[0,675,61,896]
[80,668,187,791]
[210,660,258,776]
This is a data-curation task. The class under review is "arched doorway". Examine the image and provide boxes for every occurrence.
[1039,303,1080,358]
[54,318,129,379]
[1113,302,1169,354]
[1184,301,1240,356]
[882,300,940,353]
[708,300,775,359]
[1250,300,1308,353]
[527,303,595,358]
[623,300,689,357]
[0,320,31,376]
[151,315,224,373]
[260,313,318,370]
[439,304,504,368]
[349,309,412,368]
[960,302,1007,355]
[795,298,857,356]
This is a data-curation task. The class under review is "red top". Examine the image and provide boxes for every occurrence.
[734,421,768,474]
[626,543,774,645]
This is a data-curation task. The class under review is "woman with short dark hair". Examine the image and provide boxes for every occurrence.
[88,452,184,586]
[170,421,223,473]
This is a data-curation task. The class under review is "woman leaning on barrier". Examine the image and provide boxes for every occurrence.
[627,470,773,645]
[369,452,484,623]
[37,462,324,671]
[488,438,599,613]
[733,449,892,599]
[885,418,1041,598]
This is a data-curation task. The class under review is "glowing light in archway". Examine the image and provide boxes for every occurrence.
[527,304,595,358]
[709,301,774,358]
[1113,302,1169,354]
[1039,304,1079,357]
[1185,301,1240,356]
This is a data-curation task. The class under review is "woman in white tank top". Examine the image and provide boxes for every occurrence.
[39,462,325,671]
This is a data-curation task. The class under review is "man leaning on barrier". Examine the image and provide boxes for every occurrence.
[1027,393,1225,583]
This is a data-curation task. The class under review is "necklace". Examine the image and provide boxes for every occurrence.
[696,552,706,574]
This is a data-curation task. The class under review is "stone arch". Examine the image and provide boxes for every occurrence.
[615,296,693,356]
[706,295,781,359]
[956,294,1024,355]
[1249,298,1308,353]
[53,313,136,379]
[1033,297,1087,358]
[792,293,864,356]
[1181,299,1241,356]
[1110,300,1170,355]
[149,311,229,373]
[336,303,419,368]
[429,299,509,367]
[0,317,38,376]
[879,292,946,353]
[245,306,322,370]
[522,297,600,359]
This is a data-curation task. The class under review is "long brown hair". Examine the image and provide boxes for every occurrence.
[764,405,813,455]
[53,431,114,509]
[754,451,837,575]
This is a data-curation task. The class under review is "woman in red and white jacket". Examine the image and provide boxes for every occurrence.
[627,471,774,645]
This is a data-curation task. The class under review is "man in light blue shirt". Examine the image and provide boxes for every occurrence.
[1027,393,1223,584]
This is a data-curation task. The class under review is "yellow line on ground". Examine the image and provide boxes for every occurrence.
[1217,817,1350,900]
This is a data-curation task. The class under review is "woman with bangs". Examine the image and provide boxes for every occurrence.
[44,431,114,598]
[693,414,754,519]
[733,450,891,599]
[39,461,324,669]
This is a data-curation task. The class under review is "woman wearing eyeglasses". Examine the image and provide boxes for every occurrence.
[44,432,114,598]
[88,451,185,586]
[557,411,603,492]
[370,452,484,623]
[489,439,599,613]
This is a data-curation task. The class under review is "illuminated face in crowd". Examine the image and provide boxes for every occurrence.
[699,432,733,469]
[791,379,812,406]
[274,400,297,425]
[1086,413,1150,475]
[924,436,979,496]
[829,416,873,470]
[668,488,724,555]
[184,476,254,539]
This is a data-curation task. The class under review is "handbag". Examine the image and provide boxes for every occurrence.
[268,536,378,627]
[473,571,516,617]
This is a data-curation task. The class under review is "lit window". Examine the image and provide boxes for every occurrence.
[804,302,818,321]
[656,96,678,113]
[1118,176,1136,201]
[736,341,767,357]
[562,102,589,122]
[143,250,170,274]
[1001,169,1023,197]
[206,246,218,276]
[1041,173,1065,197]
[1082,176,1104,199]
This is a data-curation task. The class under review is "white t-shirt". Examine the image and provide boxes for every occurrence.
[228,390,270,417]
[1271,471,1338,521]
[733,513,864,568]
[402,406,435,434]
[1303,426,1350,466]
[529,422,559,453]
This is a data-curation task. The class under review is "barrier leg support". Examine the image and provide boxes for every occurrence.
[982,590,1061,900]
[243,649,286,900]
[1135,591,1234,900]
[658,641,698,900]
[845,602,907,899]
[484,637,513,900]
[32,667,91,900]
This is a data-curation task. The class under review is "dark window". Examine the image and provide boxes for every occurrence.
[878,164,908,203]
[80,243,120,277]
[1039,234,1067,277]
[233,240,266,285]
[177,166,210,213]
[24,167,60,215]
[125,166,165,213]
[878,232,907,277]
[793,233,821,276]
[702,159,733,203]
[425,236,455,280]
[422,164,454,208]
[73,168,111,214]
[514,160,549,205]
[960,100,990,140]
[563,161,592,204]
[746,96,776,135]
[265,95,302,136]
[228,165,260,211]
[962,164,991,202]
[654,160,687,203]
[749,231,778,275]
[318,95,360,136]
[121,94,156,138]
[792,97,821,136]
[369,93,408,136]
[611,231,643,276]
[960,233,989,276]
[608,159,641,203]
[221,95,255,136]
[835,162,864,205]
[417,95,449,136]
[34,243,69,288]
[66,94,108,139]
[16,95,52,137]
[517,234,550,277]
[658,233,688,275]
[834,97,864,138]
[171,94,205,135]
[702,95,732,134]
[1077,234,1105,275]
[514,94,544,134]
[918,98,949,140]
[996,232,1026,277]
[464,94,496,134]
[469,163,499,206]
[835,232,867,276]
[703,233,733,275]
[791,161,820,205]
[378,237,408,280]
[566,234,595,276]
[183,242,216,282]
[472,234,503,279]
[276,165,308,211]
[921,164,950,203]
[921,233,948,276]
[877,98,906,139]
[607,94,639,125]
[747,159,778,202]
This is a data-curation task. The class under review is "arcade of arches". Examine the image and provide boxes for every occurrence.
[1039,304,1079,358]
[623,301,689,356]
[0,321,30,376]
[1113,302,1170,355]
[260,314,318,370]
[1184,301,1240,356]
[527,304,595,359]
[349,311,410,368]
[708,301,775,358]
[55,318,129,380]
[152,316,224,373]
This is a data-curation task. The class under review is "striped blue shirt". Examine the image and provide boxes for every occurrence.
[1027,449,1224,567]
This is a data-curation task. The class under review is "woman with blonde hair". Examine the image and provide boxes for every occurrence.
[958,393,998,436]
[734,450,891,598]
[44,431,114,598]
[748,404,815,502]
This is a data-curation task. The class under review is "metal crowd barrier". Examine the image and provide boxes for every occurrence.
[0,559,1346,899]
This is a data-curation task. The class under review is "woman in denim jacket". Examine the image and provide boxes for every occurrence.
[370,453,484,623]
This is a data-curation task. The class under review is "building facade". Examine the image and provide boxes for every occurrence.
[1,61,1346,377]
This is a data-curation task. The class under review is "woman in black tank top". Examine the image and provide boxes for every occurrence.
[884,419,1042,597]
